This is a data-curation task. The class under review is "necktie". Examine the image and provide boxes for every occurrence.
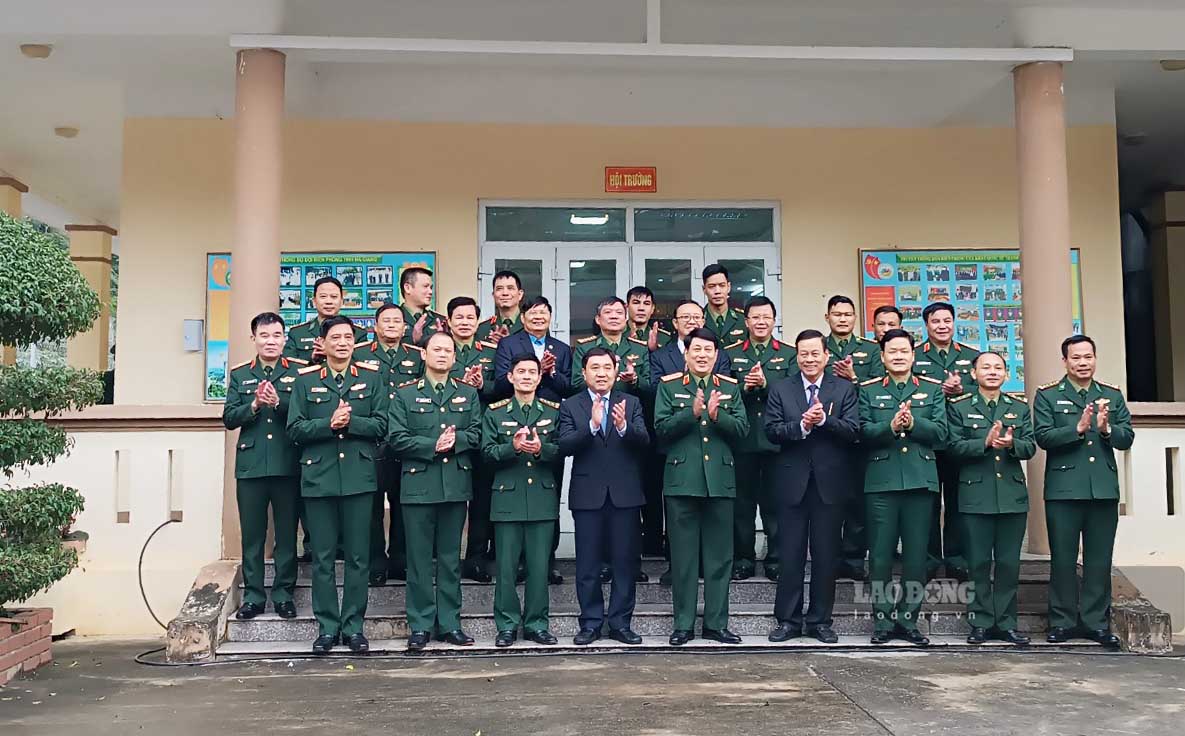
[334,373,344,392]
[263,365,273,377]
[939,349,948,363]
[838,338,848,350]
[754,343,765,357]
[434,382,444,400]
[987,399,997,412]
[1079,389,1088,400]
[600,395,609,435]
[807,383,819,405]
[716,315,725,330]
[521,403,531,424]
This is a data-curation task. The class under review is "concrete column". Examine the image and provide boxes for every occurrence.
[64,225,115,372]
[222,49,286,559]
[1014,61,1073,555]
[0,177,27,367]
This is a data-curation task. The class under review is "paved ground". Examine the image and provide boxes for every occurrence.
[3,639,1185,735]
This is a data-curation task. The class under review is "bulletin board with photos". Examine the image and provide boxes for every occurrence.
[204,251,436,401]
[859,248,1083,393]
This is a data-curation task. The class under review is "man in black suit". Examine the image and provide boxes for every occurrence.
[650,299,732,381]
[494,295,572,403]
[558,347,650,646]
[763,329,860,644]
[493,295,572,584]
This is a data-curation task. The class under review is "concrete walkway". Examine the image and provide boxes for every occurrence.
[3,639,1184,735]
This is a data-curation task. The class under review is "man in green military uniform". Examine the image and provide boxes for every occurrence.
[445,296,501,582]
[946,351,1034,646]
[725,295,795,581]
[701,264,748,344]
[860,328,948,646]
[224,312,306,621]
[824,295,883,579]
[913,301,979,581]
[1034,335,1134,648]
[287,316,388,654]
[476,269,525,345]
[656,327,749,646]
[389,331,484,651]
[482,354,563,647]
[283,276,369,363]
[354,303,424,584]
[573,296,651,396]
[398,266,446,346]
[626,285,673,350]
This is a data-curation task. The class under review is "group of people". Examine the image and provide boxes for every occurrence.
[224,263,1133,654]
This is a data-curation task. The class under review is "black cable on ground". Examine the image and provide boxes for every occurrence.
[138,519,179,630]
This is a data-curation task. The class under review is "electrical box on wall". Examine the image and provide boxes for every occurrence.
[182,319,204,352]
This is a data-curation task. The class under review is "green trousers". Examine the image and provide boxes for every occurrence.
[866,489,933,632]
[840,465,867,570]
[928,454,966,573]
[733,454,779,570]
[370,453,407,575]
[963,512,1027,631]
[236,476,299,606]
[1046,499,1118,631]
[403,501,467,634]
[493,520,553,634]
[304,492,373,637]
[666,496,733,631]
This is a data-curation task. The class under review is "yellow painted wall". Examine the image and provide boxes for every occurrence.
[116,119,1125,402]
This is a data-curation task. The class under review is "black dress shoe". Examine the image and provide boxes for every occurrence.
[837,564,867,581]
[235,601,265,620]
[608,628,642,645]
[437,629,475,646]
[369,571,387,586]
[668,629,693,646]
[1084,628,1121,648]
[515,565,526,584]
[573,628,601,646]
[387,565,407,581]
[636,570,650,583]
[992,629,1030,646]
[297,550,313,564]
[947,566,970,583]
[525,629,558,645]
[768,623,802,642]
[462,564,492,583]
[807,625,839,644]
[346,633,369,653]
[870,630,893,645]
[702,628,742,644]
[312,633,338,654]
[407,631,430,651]
[899,628,930,646]
[495,630,516,648]
[1046,626,1074,643]
[659,567,673,586]
[966,626,988,645]
[273,601,297,619]
[599,565,612,584]
[764,564,781,582]
[731,562,754,581]
[548,569,564,585]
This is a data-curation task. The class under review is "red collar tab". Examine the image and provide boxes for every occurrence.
[912,376,920,386]
[280,357,289,369]
[742,340,751,351]
[882,376,890,386]
[319,367,328,379]
[712,375,721,387]
[771,339,781,350]
[682,374,690,385]
[923,343,931,352]
[250,358,257,370]
[350,364,359,377]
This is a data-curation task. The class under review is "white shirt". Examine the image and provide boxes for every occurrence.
[800,372,827,436]
[587,389,627,437]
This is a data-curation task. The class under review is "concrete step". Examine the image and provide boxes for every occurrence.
[218,633,1101,658]
[226,602,1052,642]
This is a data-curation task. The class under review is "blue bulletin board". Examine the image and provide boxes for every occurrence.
[858,248,1082,392]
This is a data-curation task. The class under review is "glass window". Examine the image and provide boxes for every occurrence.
[644,258,693,324]
[634,208,774,242]
[569,260,617,340]
[719,258,766,311]
[486,207,626,242]
[494,258,543,302]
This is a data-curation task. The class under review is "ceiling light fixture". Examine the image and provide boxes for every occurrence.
[1160,60,1185,72]
[20,44,53,59]
[570,214,609,226]
[54,126,79,139]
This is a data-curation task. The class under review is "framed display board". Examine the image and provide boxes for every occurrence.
[204,251,436,401]
[859,248,1082,392]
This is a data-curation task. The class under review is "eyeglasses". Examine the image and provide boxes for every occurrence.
[675,314,704,322]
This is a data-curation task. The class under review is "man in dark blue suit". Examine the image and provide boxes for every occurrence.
[763,329,860,644]
[493,295,572,583]
[558,347,650,645]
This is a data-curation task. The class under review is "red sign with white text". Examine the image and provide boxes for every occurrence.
[605,167,657,193]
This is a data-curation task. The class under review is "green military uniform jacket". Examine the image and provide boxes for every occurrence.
[388,377,483,503]
[282,318,368,363]
[912,340,979,393]
[481,397,562,522]
[946,391,1036,514]
[1033,377,1135,501]
[725,337,797,454]
[859,375,949,493]
[448,339,498,402]
[475,311,523,343]
[572,334,651,395]
[654,371,750,498]
[353,339,424,401]
[399,303,447,347]
[827,333,883,382]
[703,305,748,344]
[287,361,388,497]
[223,356,306,479]
[627,322,673,349]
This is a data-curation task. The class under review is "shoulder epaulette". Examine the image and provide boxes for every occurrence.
[627,337,648,347]
[298,364,322,375]
[355,361,378,371]
[957,342,978,352]
[230,359,251,371]
[856,335,877,344]
[716,374,738,384]
[1036,379,1060,391]
[403,343,424,352]
[949,393,972,404]
[477,341,496,351]
[397,379,418,388]
[488,398,512,409]
[286,357,309,366]
[1007,392,1028,402]
[918,376,943,385]
[661,372,684,383]
[859,377,882,387]
[354,340,374,349]
[295,319,315,329]
[724,340,743,350]
[658,327,671,335]
[539,398,561,409]
[576,335,597,345]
